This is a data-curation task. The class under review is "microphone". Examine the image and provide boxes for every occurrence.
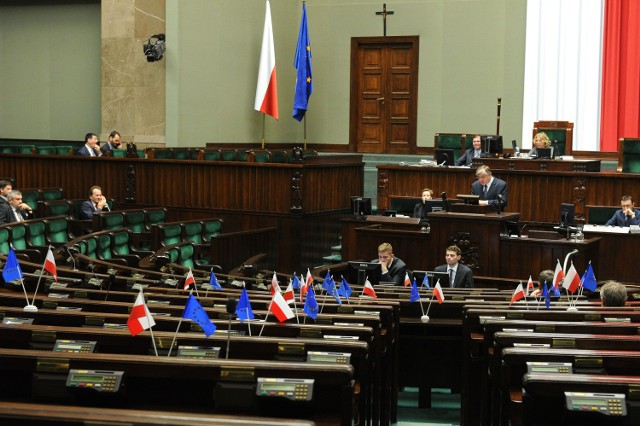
[104,203,111,212]
[497,194,503,214]
[63,245,77,271]
[562,249,579,277]
[441,192,449,212]
[225,297,238,359]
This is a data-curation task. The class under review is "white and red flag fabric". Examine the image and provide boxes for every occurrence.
[526,276,534,296]
[362,278,377,298]
[300,268,312,302]
[183,269,195,292]
[270,272,282,296]
[254,0,278,119]
[563,263,581,293]
[553,259,564,290]
[283,281,295,305]
[510,283,526,305]
[269,291,295,322]
[404,272,411,287]
[44,247,58,283]
[127,290,156,336]
[433,281,445,304]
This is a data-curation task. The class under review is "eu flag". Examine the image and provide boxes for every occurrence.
[304,286,319,319]
[410,281,421,302]
[292,3,312,121]
[542,283,551,309]
[580,263,597,291]
[421,272,430,290]
[2,248,23,283]
[292,274,301,290]
[235,288,255,320]
[183,294,217,337]
[337,277,352,299]
[322,271,334,293]
[209,270,222,290]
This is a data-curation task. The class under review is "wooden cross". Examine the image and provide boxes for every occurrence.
[376,3,395,37]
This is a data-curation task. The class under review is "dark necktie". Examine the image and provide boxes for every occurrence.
[14,209,23,221]
[449,268,454,287]
[482,185,488,198]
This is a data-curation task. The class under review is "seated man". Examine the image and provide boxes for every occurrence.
[471,165,508,208]
[413,188,434,220]
[371,242,407,286]
[600,280,627,307]
[529,269,555,297]
[79,185,110,220]
[76,132,102,157]
[434,244,474,288]
[455,135,485,166]
[0,190,33,224]
[605,195,640,226]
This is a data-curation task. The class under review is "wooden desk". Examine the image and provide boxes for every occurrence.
[472,157,601,172]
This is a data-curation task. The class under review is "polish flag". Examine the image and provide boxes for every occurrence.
[127,290,156,336]
[269,291,295,322]
[362,278,377,298]
[254,0,278,119]
[553,259,564,289]
[300,268,312,302]
[562,263,581,293]
[510,283,526,305]
[526,276,534,296]
[433,281,445,304]
[283,281,295,304]
[44,247,58,283]
[183,269,195,291]
[270,272,282,296]
[404,272,411,287]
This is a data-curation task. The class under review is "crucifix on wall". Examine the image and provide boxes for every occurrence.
[375,3,395,36]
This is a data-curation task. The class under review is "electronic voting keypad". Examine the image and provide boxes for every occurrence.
[565,392,627,416]
[256,378,314,401]
[66,369,124,393]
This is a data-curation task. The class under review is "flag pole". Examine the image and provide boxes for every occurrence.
[167,316,185,357]
[141,290,159,357]
[303,115,307,150]
[30,255,48,306]
[261,113,266,149]
[258,298,273,337]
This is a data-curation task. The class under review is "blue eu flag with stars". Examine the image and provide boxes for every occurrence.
[235,287,255,320]
[292,3,313,121]
[182,294,217,337]
[304,286,319,320]
[2,248,23,283]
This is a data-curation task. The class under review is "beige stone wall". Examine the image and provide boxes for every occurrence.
[101,0,166,149]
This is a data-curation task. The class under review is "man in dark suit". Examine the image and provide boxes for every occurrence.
[76,132,102,157]
[0,190,33,224]
[605,195,640,226]
[434,245,474,288]
[100,130,121,155]
[371,242,407,286]
[0,180,13,204]
[455,135,486,166]
[471,165,508,208]
[79,185,109,220]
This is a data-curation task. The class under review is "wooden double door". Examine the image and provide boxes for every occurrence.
[350,36,420,154]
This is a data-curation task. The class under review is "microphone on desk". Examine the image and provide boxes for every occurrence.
[225,297,238,359]
[441,192,449,212]
[496,194,504,215]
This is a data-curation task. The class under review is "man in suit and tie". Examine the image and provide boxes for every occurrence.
[100,130,121,155]
[455,135,486,166]
[434,245,474,288]
[79,185,109,220]
[471,165,508,208]
[0,191,32,224]
[371,242,407,286]
[605,195,640,227]
[76,132,102,157]
[0,180,13,204]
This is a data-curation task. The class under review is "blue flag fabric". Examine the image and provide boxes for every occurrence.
[292,274,301,290]
[209,270,222,290]
[292,3,313,121]
[322,271,334,293]
[337,278,352,299]
[580,263,597,291]
[410,281,420,302]
[235,288,255,320]
[421,273,430,289]
[304,286,319,319]
[183,294,217,337]
[542,283,551,309]
[2,248,23,283]
[551,281,561,297]
[331,286,342,305]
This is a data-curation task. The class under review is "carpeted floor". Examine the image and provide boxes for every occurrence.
[395,387,461,426]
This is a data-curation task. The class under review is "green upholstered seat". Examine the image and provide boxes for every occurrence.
[269,150,288,163]
[84,237,98,259]
[0,146,17,153]
[172,149,190,159]
[109,149,126,158]
[25,220,47,249]
[237,150,250,161]
[34,146,56,155]
[145,208,167,229]
[252,150,270,163]
[434,133,465,160]
[17,145,35,154]
[55,146,73,155]
[159,224,182,246]
[40,188,64,201]
[46,217,70,245]
[40,200,71,218]
[9,224,28,250]
[183,222,203,244]
[21,189,40,213]
[619,138,640,173]
[202,219,223,242]
[124,210,146,233]
[202,149,221,161]
[0,228,9,255]
[586,205,620,225]
[533,121,573,156]
[178,243,195,269]
[220,150,238,161]
[96,234,113,260]
[100,212,125,231]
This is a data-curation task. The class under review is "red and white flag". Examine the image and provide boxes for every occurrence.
[526,276,534,296]
[270,272,282,296]
[44,247,58,283]
[300,268,312,302]
[553,259,564,290]
[269,291,295,322]
[183,268,195,291]
[510,283,526,305]
[563,263,580,293]
[283,280,295,304]
[404,272,411,287]
[127,290,156,336]
[433,281,445,304]
[254,0,278,119]
[362,278,377,298]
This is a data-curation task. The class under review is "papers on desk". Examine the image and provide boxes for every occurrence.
[583,224,630,234]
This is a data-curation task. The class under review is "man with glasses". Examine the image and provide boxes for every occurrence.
[0,190,32,224]
[372,242,407,286]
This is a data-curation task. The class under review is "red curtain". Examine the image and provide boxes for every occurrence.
[600,0,640,151]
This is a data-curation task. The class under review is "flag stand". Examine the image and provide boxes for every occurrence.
[422,294,434,323]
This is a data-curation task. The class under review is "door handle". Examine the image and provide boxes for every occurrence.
[376,97,385,101]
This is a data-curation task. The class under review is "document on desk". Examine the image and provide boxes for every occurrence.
[583,224,630,234]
